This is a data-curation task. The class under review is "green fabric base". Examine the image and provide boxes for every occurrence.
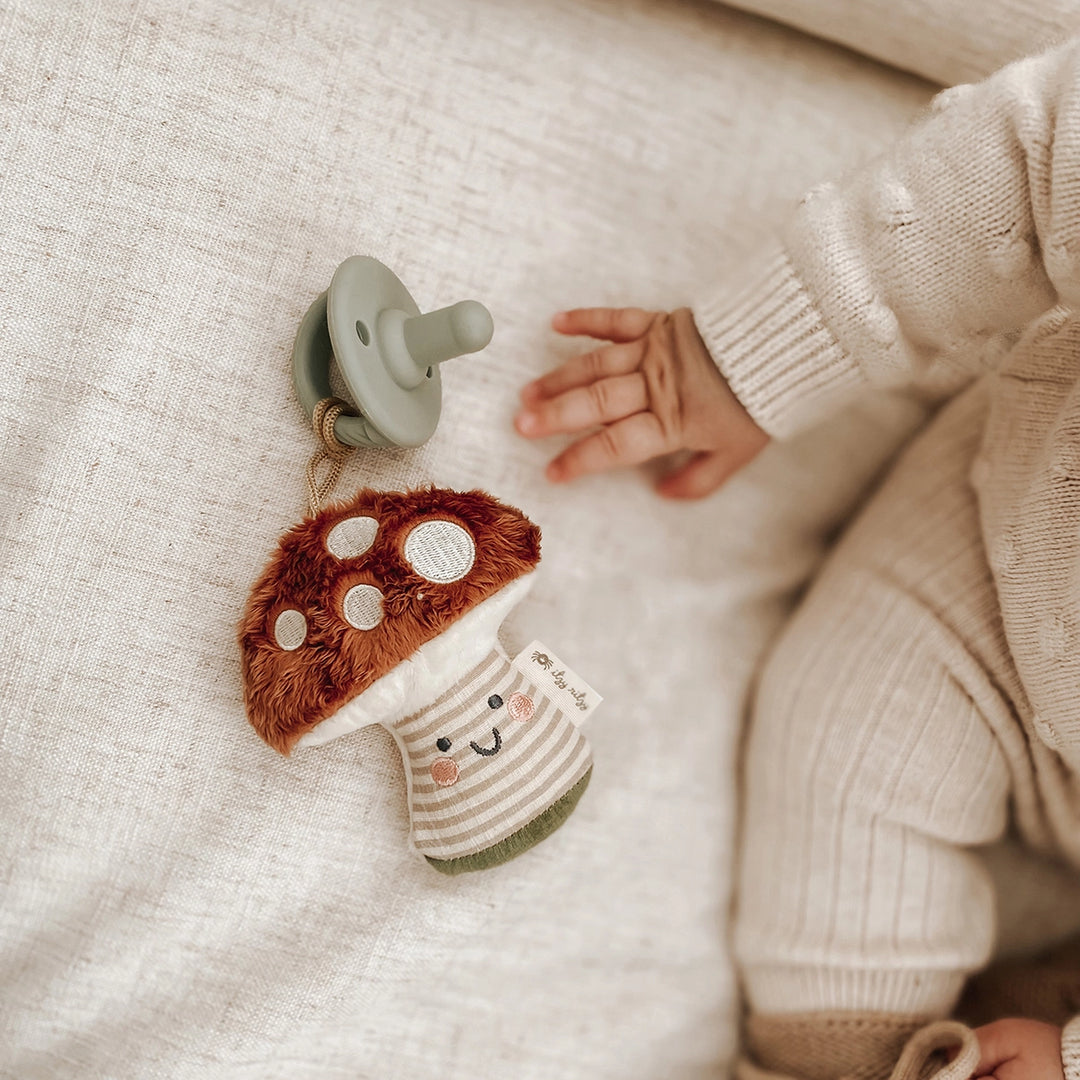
[425,766,592,876]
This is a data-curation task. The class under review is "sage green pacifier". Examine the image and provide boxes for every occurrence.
[292,257,495,448]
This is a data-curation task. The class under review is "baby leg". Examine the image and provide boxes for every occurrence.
[736,378,1019,1078]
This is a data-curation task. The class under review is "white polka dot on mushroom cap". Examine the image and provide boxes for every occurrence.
[326,516,379,559]
[403,520,475,583]
[342,583,384,630]
[273,609,307,650]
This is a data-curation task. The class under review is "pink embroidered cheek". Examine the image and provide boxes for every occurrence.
[430,757,460,787]
[507,692,535,722]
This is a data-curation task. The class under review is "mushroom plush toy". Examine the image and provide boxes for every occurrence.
[240,487,595,875]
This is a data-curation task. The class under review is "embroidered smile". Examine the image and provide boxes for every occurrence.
[470,727,502,756]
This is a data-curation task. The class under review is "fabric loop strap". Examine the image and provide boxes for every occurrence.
[305,396,356,516]
[737,1013,982,1080]
[887,1021,979,1080]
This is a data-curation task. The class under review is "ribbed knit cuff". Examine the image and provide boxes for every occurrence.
[1063,1017,1080,1080]
[744,964,966,1017]
[691,246,865,440]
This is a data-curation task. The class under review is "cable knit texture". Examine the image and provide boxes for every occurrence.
[695,37,1080,1080]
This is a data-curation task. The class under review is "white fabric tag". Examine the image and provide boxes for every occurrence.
[511,640,602,726]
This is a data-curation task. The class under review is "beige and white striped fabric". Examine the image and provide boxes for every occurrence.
[393,651,592,861]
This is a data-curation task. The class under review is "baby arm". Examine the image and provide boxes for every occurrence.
[521,36,1080,498]
[695,35,1080,442]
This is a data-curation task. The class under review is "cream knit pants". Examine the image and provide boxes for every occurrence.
[735,371,1078,1022]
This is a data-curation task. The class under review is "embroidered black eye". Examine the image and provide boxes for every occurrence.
[487,694,503,710]
[436,737,452,752]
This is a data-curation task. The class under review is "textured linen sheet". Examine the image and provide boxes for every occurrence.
[0,1,957,1076]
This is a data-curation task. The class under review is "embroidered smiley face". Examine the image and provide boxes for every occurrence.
[429,691,522,786]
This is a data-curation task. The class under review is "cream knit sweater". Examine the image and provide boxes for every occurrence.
[692,37,1080,1080]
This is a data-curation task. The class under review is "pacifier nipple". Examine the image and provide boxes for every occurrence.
[382,300,494,390]
[405,301,494,369]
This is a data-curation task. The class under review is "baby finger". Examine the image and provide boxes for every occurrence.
[520,341,642,405]
[517,374,647,437]
[552,307,657,342]
[545,412,667,482]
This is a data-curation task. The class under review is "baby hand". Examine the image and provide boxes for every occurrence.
[971,1019,1063,1080]
[515,307,769,499]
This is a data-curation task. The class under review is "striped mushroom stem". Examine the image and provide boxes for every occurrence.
[391,650,592,874]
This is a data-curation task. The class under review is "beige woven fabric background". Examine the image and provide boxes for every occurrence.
[0,0,945,1076]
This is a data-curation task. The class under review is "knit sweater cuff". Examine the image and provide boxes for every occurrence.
[692,246,865,440]
[743,964,966,1017]
[1064,1017,1080,1080]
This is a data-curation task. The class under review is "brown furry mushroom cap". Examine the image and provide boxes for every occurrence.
[239,488,541,754]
